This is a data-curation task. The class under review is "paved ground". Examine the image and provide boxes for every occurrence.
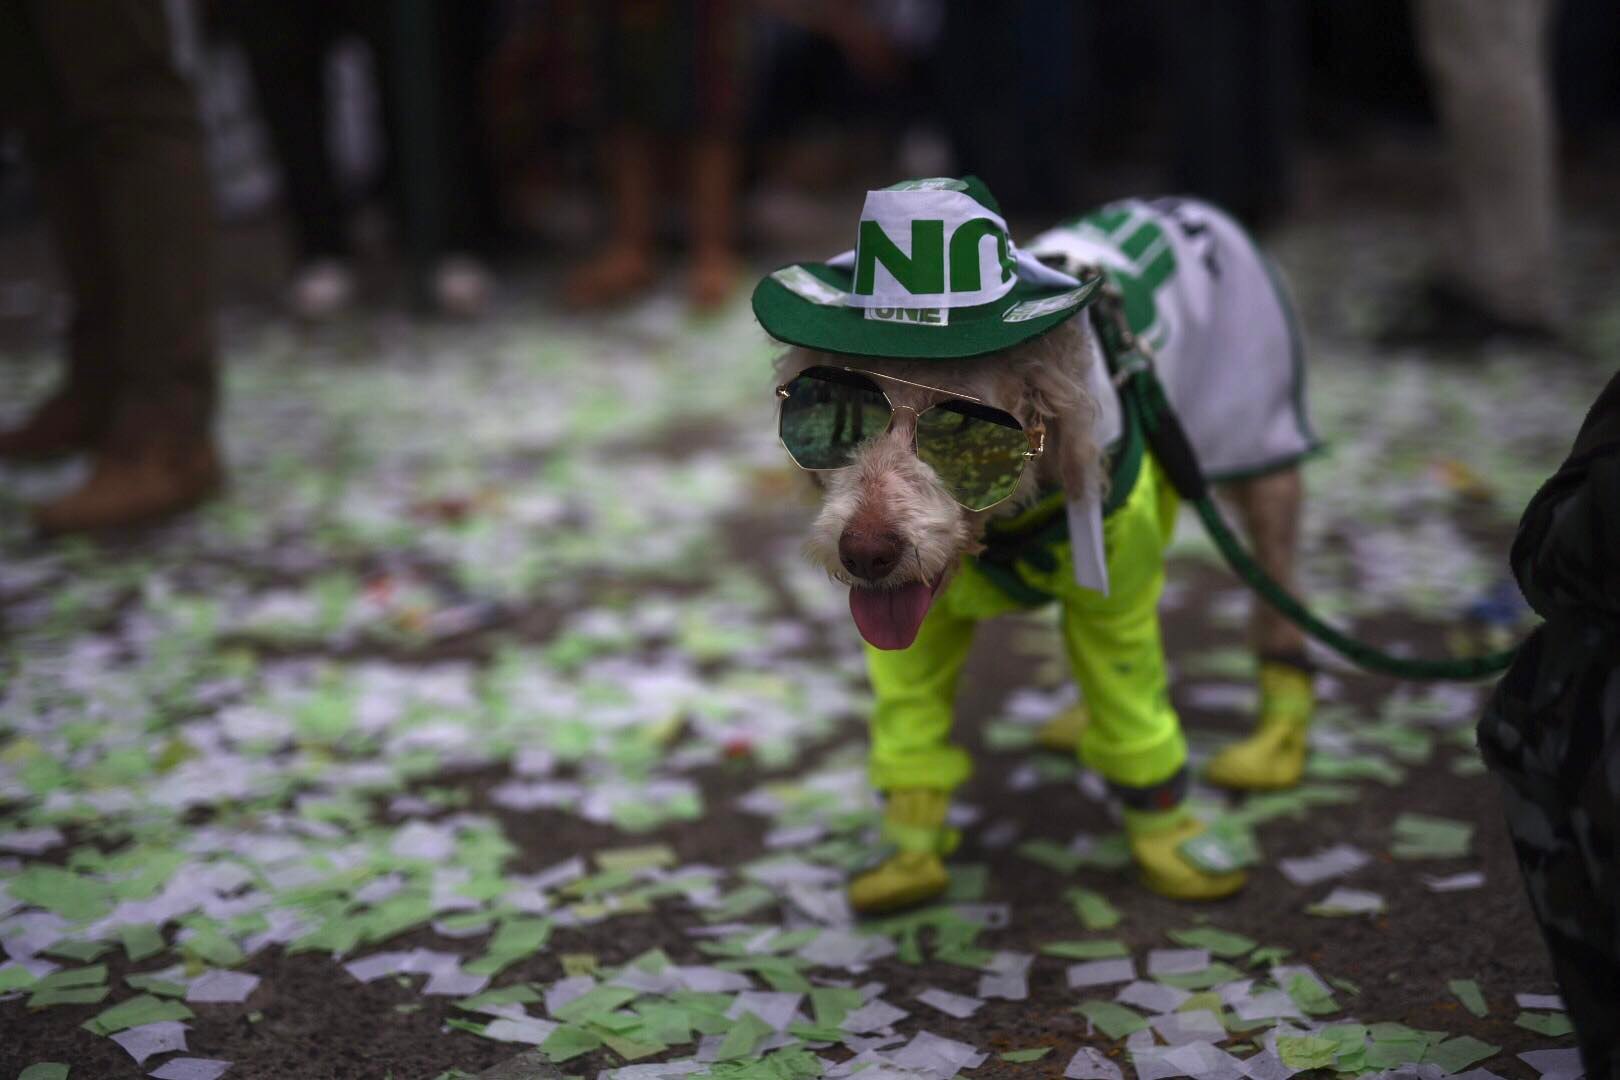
[0,180,1616,1080]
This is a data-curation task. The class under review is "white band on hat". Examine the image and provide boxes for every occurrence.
[843,189,1022,309]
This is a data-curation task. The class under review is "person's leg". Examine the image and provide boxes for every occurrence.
[25,0,222,533]
[852,595,979,914]
[1412,0,1561,330]
[0,0,117,458]
[687,134,740,311]
[563,127,657,307]
[1206,467,1316,791]
[1481,632,1620,1077]
[228,1,349,263]
[1161,0,1300,229]
[1492,752,1619,1075]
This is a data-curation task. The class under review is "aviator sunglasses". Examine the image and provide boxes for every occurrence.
[776,366,1045,512]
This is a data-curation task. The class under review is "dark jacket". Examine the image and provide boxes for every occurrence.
[1511,370,1620,626]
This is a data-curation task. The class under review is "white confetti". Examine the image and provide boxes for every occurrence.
[915,988,984,1019]
[1068,958,1137,988]
[148,1059,232,1080]
[1278,844,1372,886]
[482,1017,559,1044]
[111,1021,189,1064]
[1065,1046,1124,1080]
[186,970,261,1004]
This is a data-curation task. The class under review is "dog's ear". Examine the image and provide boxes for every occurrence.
[1018,320,1106,505]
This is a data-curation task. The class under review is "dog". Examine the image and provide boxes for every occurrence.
[756,184,1319,911]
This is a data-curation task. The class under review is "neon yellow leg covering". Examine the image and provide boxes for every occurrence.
[849,789,955,914]
[1124,805,1247,900]
[1205,662,1315,791]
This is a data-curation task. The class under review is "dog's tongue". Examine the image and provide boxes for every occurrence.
[849,582,935,650]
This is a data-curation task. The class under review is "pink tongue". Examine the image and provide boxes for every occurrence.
[849,582,936,650]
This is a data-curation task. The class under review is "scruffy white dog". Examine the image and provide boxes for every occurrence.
[753,180,1318,911]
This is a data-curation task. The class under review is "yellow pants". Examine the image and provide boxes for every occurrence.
[866,458,1186,793]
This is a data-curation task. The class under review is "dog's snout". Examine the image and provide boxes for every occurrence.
[839,529,905,582]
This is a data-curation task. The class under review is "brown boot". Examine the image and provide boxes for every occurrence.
[33,426,223,535]
[0,390,112,461]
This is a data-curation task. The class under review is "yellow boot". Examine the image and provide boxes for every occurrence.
[1124,805,1247,901]
[849,789,956,914]
[1035,701,1090,753]
[1204,662,1314,791]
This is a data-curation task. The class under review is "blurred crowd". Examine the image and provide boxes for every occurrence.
[2,0,1620,533]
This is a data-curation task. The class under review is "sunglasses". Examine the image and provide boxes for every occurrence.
[775,366,1045,512]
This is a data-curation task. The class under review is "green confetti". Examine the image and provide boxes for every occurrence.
[1066,887,1122,930]
[1306,753,1407,786]
[1391,813,1474,859]
[1075,999,1148,1039]
[541,1024,603,1064]
[1000,1048,1053,1063]
[28,985,110,1009]
[124,973,188,998]
[595,844,677,872]
[1041,940,1129,960]
[809,987,864,1028]
[455,985,542,1013]
[1248,946,1291,968]
[552,985,639,1024]
[1515,1011,1574,1037]
[1364,1023,1435,1069]
[1278,1035,1338,1070]
[942,863,988,902]
[119,923,166,963]
[180,924,244,968]
[1167,926,1256,959]
[602,1032,667,1062]
[8,866,111,922]
[465,918,553,977]
[34,965,107,991]
[1154,961,1246,991]
[1424,1036,1500,1074]
[1286,974,1339,1017]
[0,964,41,992]
[1017,839,1083,874]
[716,1011,774,1061]
[1448,978,1488,1018]
[81,994,194,1036]
[1074,833,1134,870]
[18,1065,70,1080]
[42,939,111,963]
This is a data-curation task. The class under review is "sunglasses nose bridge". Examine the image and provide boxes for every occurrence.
[886,403,921,449]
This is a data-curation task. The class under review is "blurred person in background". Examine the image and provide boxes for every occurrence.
[1160,0,1301,231]
[1478,369,1620,1078]
[0,0,223,533]
[225,1,501,320]
[562,0,749,313]
[1382,0,1563,346]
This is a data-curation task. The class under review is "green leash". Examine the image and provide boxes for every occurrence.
[1090,289,1521,682]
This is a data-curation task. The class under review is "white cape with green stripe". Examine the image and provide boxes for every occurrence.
[1029,196,1319,484]
[1029,197,1319,596]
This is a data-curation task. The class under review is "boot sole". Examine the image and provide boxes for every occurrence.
[33,475,225,537]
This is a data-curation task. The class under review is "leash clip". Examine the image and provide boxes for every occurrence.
[1111,352,1150,388]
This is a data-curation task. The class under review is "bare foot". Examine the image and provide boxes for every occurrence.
[688,249,741,313]
[564,245,654,308]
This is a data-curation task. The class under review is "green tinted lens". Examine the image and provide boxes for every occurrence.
[914,402,1030,510]
[779,371,893,470]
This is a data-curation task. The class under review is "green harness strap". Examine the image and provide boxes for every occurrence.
[1089,288,1521,682]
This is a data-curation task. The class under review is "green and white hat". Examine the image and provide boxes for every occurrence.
[752,176,1099,360]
